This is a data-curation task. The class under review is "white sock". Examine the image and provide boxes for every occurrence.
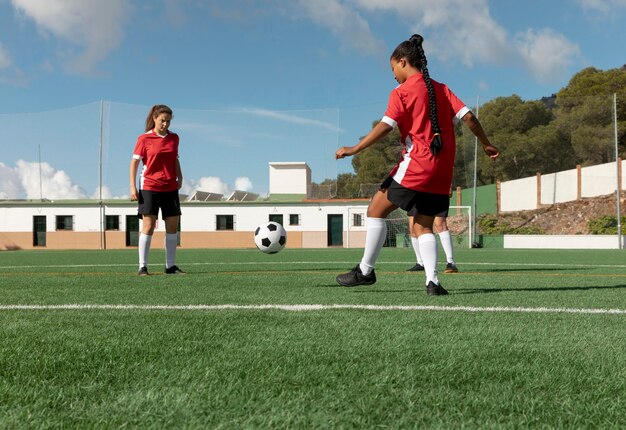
[165,233,178,269]
[418,233,439,285]
[138,233,152,269]
[359,217,387,276]
[438,230,455,264]
[410,236,423,265]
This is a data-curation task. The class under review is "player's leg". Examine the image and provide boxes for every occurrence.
[138,215,156,275]
[435,215,458,273]
[137,190,159,276]
[162,191,185,275]
[336,189,397,286]
[407,210,424,271]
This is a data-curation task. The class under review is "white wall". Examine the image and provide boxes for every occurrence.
[501,177,537,211]
[268,162,310,194]
[0,201,369,234]
[541,168,577,205]
[500,159,625,212]
[504,234,625,249]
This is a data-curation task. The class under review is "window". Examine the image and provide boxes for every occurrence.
[269,214,283,225]
[289,214,300,226]
[353,213,364,227]
[55,215,73,231]
[216,215,235,231]
[105,215,120,231]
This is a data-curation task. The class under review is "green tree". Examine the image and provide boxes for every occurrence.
[555,66,626,165]
[350,123,401,193]
[474,95,554,181]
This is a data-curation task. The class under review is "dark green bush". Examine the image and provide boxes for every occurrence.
[478,215,544,235]
[588,216,626,234]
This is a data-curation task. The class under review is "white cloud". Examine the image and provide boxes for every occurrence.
[293,0,385,55]
[187,176,230,196]
[299,0,579,83]
[234,177,253,191]
[91,185,113,200]
[0,162,24,199]
[11,0,129,75]
[239,107,344,132]
[0,43,12,69]
[515,29,581,84]
[14,160,86,200]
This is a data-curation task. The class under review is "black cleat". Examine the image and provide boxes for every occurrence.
[165,265,186,275]
[336,265,376,287]
[138,266,149,276]
[407,263,425,272]
[426,281,448,296]
[444,263,459,273]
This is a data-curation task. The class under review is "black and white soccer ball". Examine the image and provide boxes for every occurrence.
[254,222,287,254]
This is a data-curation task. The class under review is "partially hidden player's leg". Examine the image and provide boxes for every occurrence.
[407,215,424,271]
[413,213,448,295]
[164,215,185,275]
[435,216,458,273]
[336,189,397,286]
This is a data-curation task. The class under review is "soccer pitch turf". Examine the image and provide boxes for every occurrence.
[1,247,625,428]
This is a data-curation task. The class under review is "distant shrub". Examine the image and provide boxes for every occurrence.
[478,215,545,235]
[588,216,626,234]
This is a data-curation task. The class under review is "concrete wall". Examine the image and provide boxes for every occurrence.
[504,234,625,249]
[500,159,625,212]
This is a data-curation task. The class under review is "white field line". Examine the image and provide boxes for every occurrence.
[0,304,625,315]
[1,261,626,270]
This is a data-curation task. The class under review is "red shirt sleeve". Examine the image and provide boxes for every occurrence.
[133,135,146,159]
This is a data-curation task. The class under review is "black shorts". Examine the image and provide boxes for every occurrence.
[137,190,182,219]
[382,176,449,217]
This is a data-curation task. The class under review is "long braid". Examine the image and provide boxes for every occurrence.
[411,36,442,156]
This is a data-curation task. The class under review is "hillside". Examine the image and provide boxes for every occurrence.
[481,192,625,235]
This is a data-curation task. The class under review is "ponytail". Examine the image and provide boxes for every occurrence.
[392,35,442,156]
[145,104,173,132]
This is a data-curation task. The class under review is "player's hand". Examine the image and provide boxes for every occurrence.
[130,188,139,201]
[335,146,356,159]
[483,144,500,160]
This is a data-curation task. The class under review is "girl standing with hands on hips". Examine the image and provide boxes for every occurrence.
[335,35,499,295]
[130,104,186,276]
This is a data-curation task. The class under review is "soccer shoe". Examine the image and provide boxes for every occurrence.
[426,281,448,296]
[444,263,459,273]
[336,265,376,287]
[165,265,187,275]
[407,263,425,272]
[138,266,149,276]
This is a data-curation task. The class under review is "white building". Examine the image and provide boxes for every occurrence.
[0,162,370,251]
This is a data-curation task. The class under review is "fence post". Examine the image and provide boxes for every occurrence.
[496,179,501,214]
[536,172,541,209]
[576,165,582,201]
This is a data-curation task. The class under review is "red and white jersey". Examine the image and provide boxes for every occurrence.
[132,130,180,192]
[381,73,469,195]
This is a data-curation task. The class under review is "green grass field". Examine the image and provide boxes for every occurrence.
[1,247,625,428]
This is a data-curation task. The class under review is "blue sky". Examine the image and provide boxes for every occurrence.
[0,0,625,199]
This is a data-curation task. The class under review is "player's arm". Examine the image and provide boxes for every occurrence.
[176,158,183,190]
[336,121,393,159]
[130,158,140,201]
[461,111,500,159]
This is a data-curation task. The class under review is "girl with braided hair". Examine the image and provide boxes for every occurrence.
[335,34,499,295]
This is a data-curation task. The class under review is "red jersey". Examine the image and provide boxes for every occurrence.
[132,130,180,192]
[381,73,469,195]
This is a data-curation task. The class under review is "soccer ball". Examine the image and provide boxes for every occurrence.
[254,222,287,254]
